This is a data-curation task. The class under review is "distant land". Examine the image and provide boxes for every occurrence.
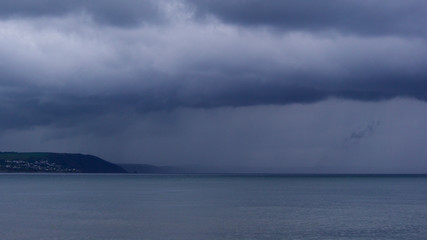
[0,153,236,174]
[3,153,420,175]
[0,152,245,174]
[0,152,127,173]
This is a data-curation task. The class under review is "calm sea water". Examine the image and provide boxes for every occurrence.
[1,174,427,240]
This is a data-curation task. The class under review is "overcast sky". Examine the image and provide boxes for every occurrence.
[1,0,426,173]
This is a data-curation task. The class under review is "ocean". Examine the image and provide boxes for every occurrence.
[1,174,426,240]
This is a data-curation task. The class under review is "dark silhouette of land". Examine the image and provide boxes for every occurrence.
[0,152,127,173]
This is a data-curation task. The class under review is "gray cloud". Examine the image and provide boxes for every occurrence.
[2,0,427,35]
[0,0,166,26]
[186,0,427,37]
[0,15,426,131]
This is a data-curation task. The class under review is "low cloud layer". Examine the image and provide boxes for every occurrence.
[0,0,426,171]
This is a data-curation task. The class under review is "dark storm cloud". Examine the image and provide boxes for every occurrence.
[0,0,426,132]
[3,0,427,36]
[0,0,164,26]
[0,83,324,130]
[186,0,427,36]
[1,76,425,132]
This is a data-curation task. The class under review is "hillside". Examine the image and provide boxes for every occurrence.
[0,152,127,173]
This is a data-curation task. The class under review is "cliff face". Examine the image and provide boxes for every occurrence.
[0,152,127,173]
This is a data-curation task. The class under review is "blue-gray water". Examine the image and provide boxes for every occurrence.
[1,174,427,240]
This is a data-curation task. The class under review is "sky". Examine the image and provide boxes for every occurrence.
[0,0,426,173]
